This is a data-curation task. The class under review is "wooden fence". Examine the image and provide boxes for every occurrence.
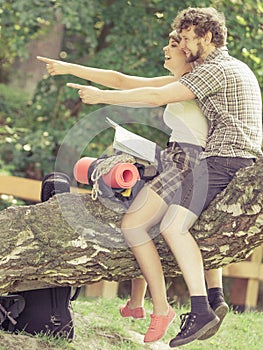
[1,175,262,309]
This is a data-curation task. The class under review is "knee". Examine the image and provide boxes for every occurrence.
[121,212,146,241]
[159,205,181,237]
[159,204,198,238]
[121,216,151,247]
[160,220,181,240]
[120,214,134,238]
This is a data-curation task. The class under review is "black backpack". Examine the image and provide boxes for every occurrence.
[2,287,80,339]
[0,173,80,339]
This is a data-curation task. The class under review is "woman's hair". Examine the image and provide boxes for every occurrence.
[172,7,227,47]
[169,29,181,44]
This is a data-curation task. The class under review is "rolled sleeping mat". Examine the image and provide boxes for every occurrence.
[73,157,96,184]
[73,156,140,189]
[102,162,140,188]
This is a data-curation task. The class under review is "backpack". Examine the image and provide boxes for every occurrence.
[3,287,80,339]
[0,172,81,339]
[86,149,162,209]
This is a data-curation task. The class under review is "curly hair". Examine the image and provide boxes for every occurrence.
[172,7,227,47]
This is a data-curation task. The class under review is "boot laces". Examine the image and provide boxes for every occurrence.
[178,312,196,335]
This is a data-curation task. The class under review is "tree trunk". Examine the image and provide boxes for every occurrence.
[0,158,262,293]
[10,20,64,95]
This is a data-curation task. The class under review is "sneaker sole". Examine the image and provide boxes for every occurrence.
[120,313,146,320]
[169,316,219,347]
[198,303,229,340]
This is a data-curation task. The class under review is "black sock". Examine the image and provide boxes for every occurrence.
[191,296,210,314]
[208,288,225,308]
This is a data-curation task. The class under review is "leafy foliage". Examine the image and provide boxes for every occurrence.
[0,0,262,186]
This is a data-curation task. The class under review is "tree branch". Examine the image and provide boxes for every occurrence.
[0,157,262,293]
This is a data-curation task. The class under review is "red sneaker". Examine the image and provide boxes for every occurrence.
[144,305,176,343]
[119,300,146,319]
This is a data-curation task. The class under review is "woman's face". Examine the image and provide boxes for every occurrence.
[163,36,187,73]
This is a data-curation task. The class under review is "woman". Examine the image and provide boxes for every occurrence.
[37,30,226,344]
[118,30,210,343]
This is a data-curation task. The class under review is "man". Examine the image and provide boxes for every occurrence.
[67,7,262,347]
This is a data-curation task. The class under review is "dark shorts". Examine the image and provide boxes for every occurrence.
[147,142,255,216]
[198,156,255,214]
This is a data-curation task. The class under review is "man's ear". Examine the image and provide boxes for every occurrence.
[204,31,213,44]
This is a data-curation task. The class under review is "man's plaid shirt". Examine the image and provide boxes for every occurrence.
[180,47,262,159]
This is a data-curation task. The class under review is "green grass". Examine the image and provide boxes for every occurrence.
[0,297,262,349]
[72,298,263,350]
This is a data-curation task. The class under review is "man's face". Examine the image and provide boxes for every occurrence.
[179,26,206,63]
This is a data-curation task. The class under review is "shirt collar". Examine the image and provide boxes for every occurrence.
[204,46,228,62]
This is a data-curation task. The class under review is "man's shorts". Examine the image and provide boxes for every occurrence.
[147,141,255,216]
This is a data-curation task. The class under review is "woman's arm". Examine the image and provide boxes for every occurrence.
[67,81,196,107]
[37,56,177,89]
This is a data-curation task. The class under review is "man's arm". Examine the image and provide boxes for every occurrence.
[37,56,177,90]
[67,81,196,107]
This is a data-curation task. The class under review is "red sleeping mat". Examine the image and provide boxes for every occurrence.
[73,157,140,189]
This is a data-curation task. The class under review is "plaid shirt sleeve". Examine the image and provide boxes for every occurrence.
[178,50,262,159]
[180,64,225,100]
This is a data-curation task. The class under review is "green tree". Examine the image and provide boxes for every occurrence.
[0,0,262,185]
[1,0,262,82]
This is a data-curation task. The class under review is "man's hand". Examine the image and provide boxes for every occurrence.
[67,83,102,104]
[37,56,70,76]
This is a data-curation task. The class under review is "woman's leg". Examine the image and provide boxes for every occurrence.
[121,187,176,342]
[121,186,170,315]
[129,277,147,309]
[120,277,147,319]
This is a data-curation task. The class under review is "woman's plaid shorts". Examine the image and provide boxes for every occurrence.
[147,141,207,214]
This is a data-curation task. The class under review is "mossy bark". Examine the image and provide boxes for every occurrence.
[0,158,262,293]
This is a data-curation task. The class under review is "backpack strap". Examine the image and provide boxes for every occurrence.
[0,295,25,329]
[71,287,81,302]
[0,304,17,325]
[41,172,71,202]
[50,288,62,329]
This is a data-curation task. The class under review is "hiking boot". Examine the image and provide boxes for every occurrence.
[169,311,219,347]
[198,301,229,340]
[119,300,146,319]
[144,305,176,343]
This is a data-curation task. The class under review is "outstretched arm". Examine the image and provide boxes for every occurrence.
[37,56,177,90]
[67,81,196,107]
